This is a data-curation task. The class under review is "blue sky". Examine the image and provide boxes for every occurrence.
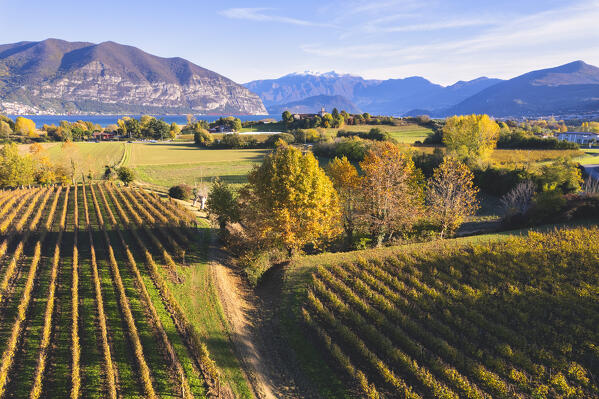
[1,0,598,85]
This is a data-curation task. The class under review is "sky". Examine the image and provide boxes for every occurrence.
[1,0,598,85]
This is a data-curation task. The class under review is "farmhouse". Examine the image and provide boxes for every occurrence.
[92,131,117,141]
[557,131,599,145]
[293,107,328,120]
[209,125,234,133]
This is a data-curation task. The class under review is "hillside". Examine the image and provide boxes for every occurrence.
[439,61,599,117]
[0,39,267,115]
[245,71,501,115]
[287,227,599,398]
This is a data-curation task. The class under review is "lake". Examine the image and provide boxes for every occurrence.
[6,114,279,127]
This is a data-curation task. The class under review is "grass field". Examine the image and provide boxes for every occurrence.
[16,140,597,191]
[125,142,268,188]
[283,226,599,398]
[577,148,599,165]
[18,142,126,179]
[0,183,223,398]
[321,123,434,143]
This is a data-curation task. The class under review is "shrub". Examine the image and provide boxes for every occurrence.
[168,184,192,200]
[265,133,295,147]
[117,167,135,186]
[193,129,213,146]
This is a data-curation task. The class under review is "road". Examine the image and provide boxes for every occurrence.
[583,164,599,180]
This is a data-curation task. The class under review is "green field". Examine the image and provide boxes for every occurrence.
[322,123,434,143]
[19,142,126,179]
[577,148,599,165]
[125,142,268,188]
[17,139,598,191]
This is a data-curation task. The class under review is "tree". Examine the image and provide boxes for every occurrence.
[14,117,37,137]
[240,140,341,255]
[142,118,170,140]
[536,158,583,194]
[326,156,361,246]
[0,121,11,139]
[282,111,294,125]
[442,114,500,161]
[500,180,536,217]
[427,157,479,238]
[194,129,214,146]
[169,122,181,139]
[359,141,423,246]
[117,167,135,186]
[0,143,35,188]
[206,179,239,231]
[168,184,192,200]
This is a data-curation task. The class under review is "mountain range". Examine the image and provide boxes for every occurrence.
[246,61,599,118]
[0,39,597,119]
[0,39,266,115]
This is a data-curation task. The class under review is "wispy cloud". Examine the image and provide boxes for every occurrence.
[379,18,496,33]
[220,7,331,28]
[300,0,599,84]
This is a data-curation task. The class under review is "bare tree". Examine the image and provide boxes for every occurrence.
[427,157,479,238]
[500,180,536,217]
[192,173,209,210]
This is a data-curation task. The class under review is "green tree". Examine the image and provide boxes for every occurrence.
[169,122,181,139]
[117,166,135,186]
[240,140,341,255]
[194,128,214,146]
[124,118,142,138]
[536,158,583,194]
[442,114,500,161]
[282,110,294,125]
[427,157,479,238]
[206,179,240,231]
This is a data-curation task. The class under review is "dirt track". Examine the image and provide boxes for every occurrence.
[209,244,316,399]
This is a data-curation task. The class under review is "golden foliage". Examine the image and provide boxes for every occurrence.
[241,141,341,254]
[443,114,500,161]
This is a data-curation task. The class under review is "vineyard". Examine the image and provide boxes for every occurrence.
[302,228,599,398]
[0,183,218,398]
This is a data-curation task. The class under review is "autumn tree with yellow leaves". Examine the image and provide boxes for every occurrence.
[14,117,38,137]
[240,140,341,255]
[442,114,500,161]
[326,156,362,246]
[427,157,479,238]
[359,141,424,247]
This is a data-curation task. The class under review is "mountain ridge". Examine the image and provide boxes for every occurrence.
[0,38,267,115]
[437,61,599,117]
[245,72,502,115]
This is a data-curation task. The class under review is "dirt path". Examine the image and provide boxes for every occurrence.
[211,259,278,399]
[209,242,313,399]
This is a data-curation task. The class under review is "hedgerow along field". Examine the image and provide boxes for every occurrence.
[0,183,220,398]
[300,227,599,398]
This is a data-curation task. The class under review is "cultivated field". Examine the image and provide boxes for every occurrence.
[0,183,219,398]
[299,228,599,398]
